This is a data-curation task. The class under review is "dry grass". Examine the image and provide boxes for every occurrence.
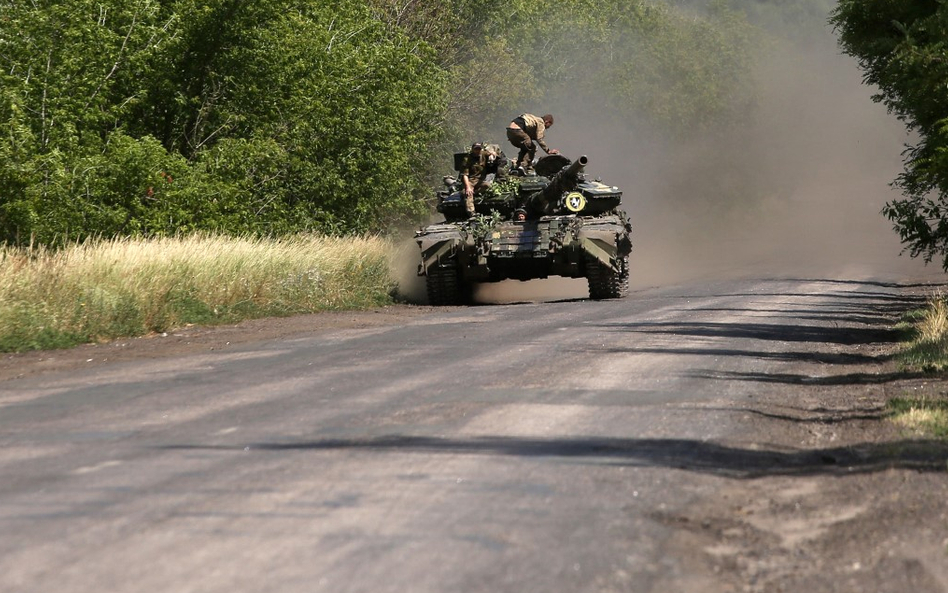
[898,293,948,373]
[892,294,948,439]
[0,234,397,352]
[888,397,948,439]
[915,295,948,343]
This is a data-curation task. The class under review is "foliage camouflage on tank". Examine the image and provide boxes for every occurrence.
[415,151,633,305]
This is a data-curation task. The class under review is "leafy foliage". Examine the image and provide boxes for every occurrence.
[832,1,948,269]
[0,0,762,244]
[0,0,446,242]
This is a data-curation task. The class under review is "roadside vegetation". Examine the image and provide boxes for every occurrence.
[0,0,786,351]
[0,234,394,352]
[833,1,948,271]
[888,397,948,439]
[891,296,948,438]
[896,296,948,372]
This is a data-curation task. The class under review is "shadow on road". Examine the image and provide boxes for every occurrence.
[602,346,884,365]
[165,281,948,480]
[167,435,948,479]
[695,404,889,424]
[600,320,901,346]
[598,280,935,349]
[589,280,943,384]
[689,369,931,385]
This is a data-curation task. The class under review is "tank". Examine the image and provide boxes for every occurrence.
[415,151,633,305]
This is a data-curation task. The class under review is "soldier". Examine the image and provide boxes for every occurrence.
[482,142,509,182]
[506,113,559,173]
[460,142,490,217]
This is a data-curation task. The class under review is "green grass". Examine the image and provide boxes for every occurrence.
[0,234,398,352]
[891,295,948,439]
[888,397,948,438]
[896,296,948,372]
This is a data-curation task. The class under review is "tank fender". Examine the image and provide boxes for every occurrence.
[415,227,464,276]
[577,223,630,272]
[579,237,618,270]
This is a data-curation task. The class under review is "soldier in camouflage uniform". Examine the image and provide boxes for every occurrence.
[460,142,490,217]
[506,113,559,172]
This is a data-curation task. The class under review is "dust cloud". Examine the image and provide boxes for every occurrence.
[392,238,429,304]
[401,17,942,305]
[549,28,936,291]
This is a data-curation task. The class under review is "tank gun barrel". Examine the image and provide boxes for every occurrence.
[563,154,588,179]
[529,154,589,215]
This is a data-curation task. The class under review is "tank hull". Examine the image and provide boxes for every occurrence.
[416,213,632,304]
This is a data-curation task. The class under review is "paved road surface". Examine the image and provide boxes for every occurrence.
[2,277,947,592]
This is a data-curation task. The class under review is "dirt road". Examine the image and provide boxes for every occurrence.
[1,277,946,592]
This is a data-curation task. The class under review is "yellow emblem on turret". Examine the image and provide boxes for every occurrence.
[564,191,586,213]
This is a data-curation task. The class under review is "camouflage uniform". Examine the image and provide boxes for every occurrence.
[459,150,490,214]
[483,143,509,181]
[506,113,551,170]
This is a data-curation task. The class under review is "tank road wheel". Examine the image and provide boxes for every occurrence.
[586,254,630,300]
[426,260,468,305]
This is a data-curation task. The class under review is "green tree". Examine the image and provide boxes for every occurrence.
[832,1,948,269]
[487,0,759,137]
[0,0,449,243]
[149,0,448,233]
[0,0,174,242]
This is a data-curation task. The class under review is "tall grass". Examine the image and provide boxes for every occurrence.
[888,397,948,439]
[898,294,948,372]
[0,234,396,352]
[893,294,948,439]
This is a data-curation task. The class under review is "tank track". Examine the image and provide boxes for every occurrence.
[586,254,630,300]
[425,261,465,305]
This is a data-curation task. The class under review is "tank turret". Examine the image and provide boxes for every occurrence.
[527,155,589,215]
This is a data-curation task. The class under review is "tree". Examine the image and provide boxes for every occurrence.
[832,1,948,269]
[0,0,449,243]
[0,0,175,242]
[147,0,449,233]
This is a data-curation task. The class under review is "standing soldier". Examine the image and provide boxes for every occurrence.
[506,113,559,173]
